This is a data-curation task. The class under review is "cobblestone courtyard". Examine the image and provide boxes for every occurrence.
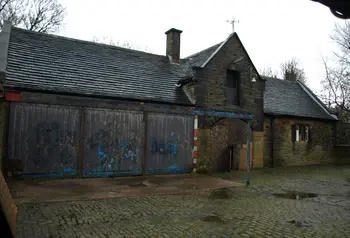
[16,165,350,237]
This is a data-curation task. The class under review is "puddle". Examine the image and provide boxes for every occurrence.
[273,191,317,200]
[201,215,224,223]
[209,188,232,199]
[288,220,312,228]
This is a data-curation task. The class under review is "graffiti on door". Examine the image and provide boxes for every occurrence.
[30,122,78,175]
[87,129,138,171]
[149,132,186,172]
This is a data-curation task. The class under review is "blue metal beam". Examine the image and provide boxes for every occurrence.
[192,109,254,119]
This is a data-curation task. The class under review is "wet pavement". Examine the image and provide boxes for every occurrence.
[8,174,243,204]
[13,165,350,237]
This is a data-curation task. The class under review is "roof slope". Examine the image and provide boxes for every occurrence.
[184,42,222,67]
[5,27,192,105]
[264,77,337,120]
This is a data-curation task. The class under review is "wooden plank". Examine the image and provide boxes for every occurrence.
[239,143,253,170]
[252,132,264,168]
[0,170,17,237]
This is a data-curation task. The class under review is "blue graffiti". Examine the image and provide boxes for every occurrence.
[168,164,177,169]
[167,143,177,156]
[63,167,74,173]
[192,109,254,119]
[170,132,175,137]
[119,142,136,160]
[147,167,189,174]
[17,167,77,179]
[88,129,138,172]
[82,168,141,177]
[151,138,179,156]
[96,142,137,172]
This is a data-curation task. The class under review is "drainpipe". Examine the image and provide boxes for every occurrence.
[193,115,199,172]
[246,120,251,185]
[270,117,275,168]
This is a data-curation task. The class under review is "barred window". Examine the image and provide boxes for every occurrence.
[292,124,310,142]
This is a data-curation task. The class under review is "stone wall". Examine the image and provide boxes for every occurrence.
[193,34,265,132]
[334,145,350,164]
[334,122,350,164]
[264,116,336,167]
[336,122,350,145]
[208,118,247,171]
[263,118,272,167]
[197,118,263,172]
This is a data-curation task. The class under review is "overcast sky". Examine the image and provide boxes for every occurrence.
[58,0,343,94]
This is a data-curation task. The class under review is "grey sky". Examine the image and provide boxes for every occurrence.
[59,0,343,94]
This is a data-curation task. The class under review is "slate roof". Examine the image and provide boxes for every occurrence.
[263,77,337,120]
[183,43,222,68]
[2,25,337,120]
[4,27,192,105]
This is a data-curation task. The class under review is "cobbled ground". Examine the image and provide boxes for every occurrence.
[16,165,350,237]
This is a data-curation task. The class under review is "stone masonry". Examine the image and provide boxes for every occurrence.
[264,117,336,167]
[191,34,265,172]
[193,34,265,132]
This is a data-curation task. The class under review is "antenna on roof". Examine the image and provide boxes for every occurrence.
[226,17,240,33]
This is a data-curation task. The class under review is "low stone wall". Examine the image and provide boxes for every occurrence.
[336,123,350,145]
[334,145,350,165]
[334,122,350,164]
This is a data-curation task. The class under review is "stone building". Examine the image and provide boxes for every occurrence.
[0,21,346,178]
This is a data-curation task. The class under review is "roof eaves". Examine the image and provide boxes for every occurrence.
[264,111,338,121]
[297,80,338,120]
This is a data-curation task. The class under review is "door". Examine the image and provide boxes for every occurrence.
[83,108,144,176]
[7,103,81,177]
[146,113,193,174]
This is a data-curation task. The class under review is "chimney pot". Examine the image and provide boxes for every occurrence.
[165,28,182,64]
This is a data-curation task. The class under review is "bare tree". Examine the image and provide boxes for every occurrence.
[0,0,66,33]
[280,58,306,83]
[92,36,152,53]
[322,21,350,113]
[260,66,279,78]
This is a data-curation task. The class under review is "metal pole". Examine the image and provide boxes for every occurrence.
[246,120,251,185]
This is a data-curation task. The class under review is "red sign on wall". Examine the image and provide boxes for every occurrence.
[5,91,21,101]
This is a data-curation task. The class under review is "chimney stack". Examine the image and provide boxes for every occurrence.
[165,28,182,64]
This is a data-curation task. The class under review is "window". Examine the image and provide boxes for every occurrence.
[225,70,240,105]
[292,124,309,142]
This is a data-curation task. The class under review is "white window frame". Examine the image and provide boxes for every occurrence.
[295,125,299,142]
[305,126,309,142]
